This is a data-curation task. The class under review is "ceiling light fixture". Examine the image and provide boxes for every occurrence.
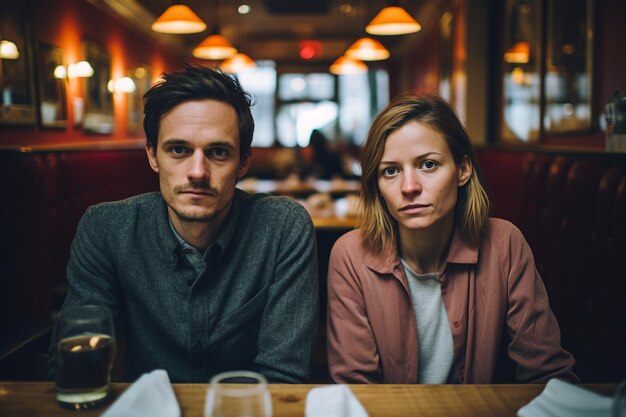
[504,41,530,64]
[329,55,368,75]
[220,52,256,73]
[193,33,237,60]
[151,2,207,34]
[345,37,390,61]
[365,6,421,35]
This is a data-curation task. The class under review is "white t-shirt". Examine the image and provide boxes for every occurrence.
[401,259,456,384]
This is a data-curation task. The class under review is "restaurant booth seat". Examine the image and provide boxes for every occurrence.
[476,147,626,383]
[1,145,625,383]
[0,147,159,378]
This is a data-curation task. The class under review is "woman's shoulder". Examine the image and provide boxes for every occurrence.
[333,228,366,251]
[332,229,377,259]
[484,217,524,239]
[481,217,530,255]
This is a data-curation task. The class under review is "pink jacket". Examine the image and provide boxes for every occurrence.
[327,218,578,384]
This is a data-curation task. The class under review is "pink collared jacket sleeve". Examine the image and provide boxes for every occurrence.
[326,234,382,383]
[503,224,579,383]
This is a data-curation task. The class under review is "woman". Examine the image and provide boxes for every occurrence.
[327,94,578,384]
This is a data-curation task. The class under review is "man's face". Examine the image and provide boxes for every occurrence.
[146,100,249,229]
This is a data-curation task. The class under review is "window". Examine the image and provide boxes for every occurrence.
[239,62,389,148]
[237,61,276,147]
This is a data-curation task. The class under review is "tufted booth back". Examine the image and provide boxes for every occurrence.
[0,149,159,331]
[476,148,626,382]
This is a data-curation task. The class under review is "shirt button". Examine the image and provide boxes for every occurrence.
[452,321,460,328]
[183,248,193,254]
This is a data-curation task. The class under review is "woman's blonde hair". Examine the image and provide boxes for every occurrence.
[359,93,490,252]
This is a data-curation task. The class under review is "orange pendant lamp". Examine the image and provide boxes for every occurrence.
[329,55,368,75]
[193,33,237,60]
[151,3,207,34]
[220,53,256,73]
[366,6,421,35]
[504,41,530,64]
[345,37,390,61]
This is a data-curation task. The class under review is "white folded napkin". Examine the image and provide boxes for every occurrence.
[305,385,369,417]
[102,369,180,417]
[518,378,613,417]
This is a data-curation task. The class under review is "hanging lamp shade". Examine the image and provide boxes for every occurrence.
[504,41,530,63]
[220,53,256,73]
[151,4,207,34]
[192,34,237,60]
[345,37,390,61]
[365,6,421,35]
[329,55,368,75]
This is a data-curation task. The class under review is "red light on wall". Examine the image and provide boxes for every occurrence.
[299,40,322,60]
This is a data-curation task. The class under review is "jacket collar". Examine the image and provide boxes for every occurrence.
[365,226,479,276]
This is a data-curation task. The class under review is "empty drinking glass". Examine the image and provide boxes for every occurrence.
[204,371,272,417]
[613,380,626,417]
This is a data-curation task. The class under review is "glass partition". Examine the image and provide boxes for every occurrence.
[500,0,593,143]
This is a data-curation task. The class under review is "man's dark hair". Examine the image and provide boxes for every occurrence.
[143,64,255,161]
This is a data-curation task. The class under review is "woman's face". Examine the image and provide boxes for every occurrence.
[377,120,471,234]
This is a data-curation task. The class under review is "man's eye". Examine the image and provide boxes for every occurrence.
[169,146,188,156]
[208,147,230,159]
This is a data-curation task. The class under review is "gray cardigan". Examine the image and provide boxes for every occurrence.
[50,190,318,383]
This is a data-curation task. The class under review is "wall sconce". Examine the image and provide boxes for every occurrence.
[54,61,94,79]
[0,40,20,59]
[107,76,136,93]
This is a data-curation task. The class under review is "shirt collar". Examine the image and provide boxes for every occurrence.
[209,189,243,260]
[155,190,244,265]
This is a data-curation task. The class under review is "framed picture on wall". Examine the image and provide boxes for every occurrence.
[0,2,36,125]
[35,41,67,128]
[82,38,114,134]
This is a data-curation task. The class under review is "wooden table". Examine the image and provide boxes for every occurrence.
[0,381,615,417]
[311,216,357,230]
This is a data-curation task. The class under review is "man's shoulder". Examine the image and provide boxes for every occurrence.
[82,192,163,225]
[238,190,311,221]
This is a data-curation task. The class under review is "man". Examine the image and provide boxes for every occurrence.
[49,65,318,383]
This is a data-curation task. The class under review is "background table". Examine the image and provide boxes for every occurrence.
[0,381,615,417]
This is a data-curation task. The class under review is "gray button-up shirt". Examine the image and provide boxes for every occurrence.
[50,190,318,383]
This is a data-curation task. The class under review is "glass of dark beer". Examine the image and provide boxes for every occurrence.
[55,305,116,410]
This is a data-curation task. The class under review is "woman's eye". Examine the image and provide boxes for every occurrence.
[382,167,398,177]
[421,160,437,170]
